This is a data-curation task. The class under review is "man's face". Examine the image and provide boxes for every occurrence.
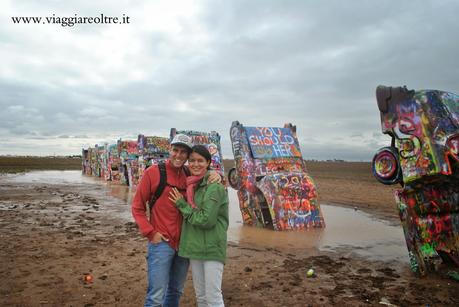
[169,145,189,168]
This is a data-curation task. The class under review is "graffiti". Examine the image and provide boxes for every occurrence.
[373,85,459,276]
[229,121,325,231]
[107,144,120,182]
[397,182,459,273]
[245,127,302,159]
[127,159,140,188]
[191,135,210,144]
[83,135,168,188]
[171,129,225,172]
[81,149,90,175]
[138,135,169,155]
[136,134,170,182]
[255,172,322,231]
[237,190,255,226]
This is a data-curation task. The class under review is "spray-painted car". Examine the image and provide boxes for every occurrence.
[137,134,170,179]
[117,140,139,187]
[107,144,121,182]
[228,121,325,231]
[170,128,224,172]
[82,148,91,175]
[372,85,459,276]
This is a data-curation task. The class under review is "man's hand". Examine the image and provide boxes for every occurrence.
[151,231,169,244]
[207,170,222,184]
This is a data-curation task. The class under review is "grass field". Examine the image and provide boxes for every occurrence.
[0,156,82,173]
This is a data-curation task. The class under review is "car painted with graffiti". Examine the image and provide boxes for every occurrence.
[228,121,325,231]
[107,143,121,182]
[82,129,224,190]
[170,128,224,172]
[82,148,91,175]
[137,134,170,179]
[117,139,139,187]
[372,85,459,276]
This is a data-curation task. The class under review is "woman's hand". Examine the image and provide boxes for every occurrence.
[168,187,184,204]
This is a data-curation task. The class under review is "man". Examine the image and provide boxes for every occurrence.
[132,134,220,307]
[132,133,192,307]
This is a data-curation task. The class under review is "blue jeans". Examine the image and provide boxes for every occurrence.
[144,241,190,307]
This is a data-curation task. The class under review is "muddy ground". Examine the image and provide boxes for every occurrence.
[1,170,458,306]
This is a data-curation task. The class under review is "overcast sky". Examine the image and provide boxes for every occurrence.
[1,0,458,161]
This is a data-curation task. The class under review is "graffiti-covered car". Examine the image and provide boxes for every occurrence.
[372,85,459,276]
[137,134,170,178]
[107,143,121,182]
[228,121,325,231]
[117,139,139,187]
[170,128,224,172]
[82,148,91,175]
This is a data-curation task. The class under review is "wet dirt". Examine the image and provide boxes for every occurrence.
[1,171,458,306]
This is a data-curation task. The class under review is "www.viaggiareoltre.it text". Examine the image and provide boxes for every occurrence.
[11,14,130,27]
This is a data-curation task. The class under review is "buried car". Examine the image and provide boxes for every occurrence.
[170,128,225,172]
[372,85,459,276]
[137,134,170,179]
[228,121,325,231]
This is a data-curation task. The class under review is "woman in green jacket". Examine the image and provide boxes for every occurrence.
[169,145,229,307]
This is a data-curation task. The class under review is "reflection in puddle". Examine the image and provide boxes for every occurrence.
[6,171,408,262]
[318,205,407,262]
[4,170,96,184]
[226,188,407,262]
[4,170,134,205]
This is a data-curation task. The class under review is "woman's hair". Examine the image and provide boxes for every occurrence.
[191,145,212,168]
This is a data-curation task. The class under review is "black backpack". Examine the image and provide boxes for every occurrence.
[148,162,190,208]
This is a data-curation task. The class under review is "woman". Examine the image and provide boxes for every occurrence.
[169,145,228,307]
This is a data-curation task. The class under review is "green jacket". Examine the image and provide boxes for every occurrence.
[176,174,229,264]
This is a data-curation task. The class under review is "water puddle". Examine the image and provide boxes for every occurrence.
[3,170,96,184]
[4,171,408,263]
[3,170,134,204]
[226,189,407,262]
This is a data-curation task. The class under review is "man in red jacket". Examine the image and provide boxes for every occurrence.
[132,134,220,307]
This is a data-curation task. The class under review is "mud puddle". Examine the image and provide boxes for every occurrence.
[227,188,407,263]
[4,170,408,263]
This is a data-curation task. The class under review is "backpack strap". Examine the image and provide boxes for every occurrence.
[149,162,167,208]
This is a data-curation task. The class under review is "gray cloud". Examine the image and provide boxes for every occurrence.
[1,0,458,159]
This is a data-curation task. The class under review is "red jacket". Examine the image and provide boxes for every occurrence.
[131,160,188,250]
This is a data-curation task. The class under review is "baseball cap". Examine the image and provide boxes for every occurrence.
[170,134,193,151]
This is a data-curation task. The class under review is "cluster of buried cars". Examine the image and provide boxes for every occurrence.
[223,85,459,277]
[85,85,458,277]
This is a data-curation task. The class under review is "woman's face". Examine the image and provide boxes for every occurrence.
[188,152,210,176]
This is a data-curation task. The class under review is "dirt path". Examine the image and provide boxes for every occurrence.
[1,176,458,306]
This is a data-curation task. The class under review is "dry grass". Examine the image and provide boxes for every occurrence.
[0,156,82,173]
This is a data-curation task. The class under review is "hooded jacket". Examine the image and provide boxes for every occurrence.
[175,173,229,264]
